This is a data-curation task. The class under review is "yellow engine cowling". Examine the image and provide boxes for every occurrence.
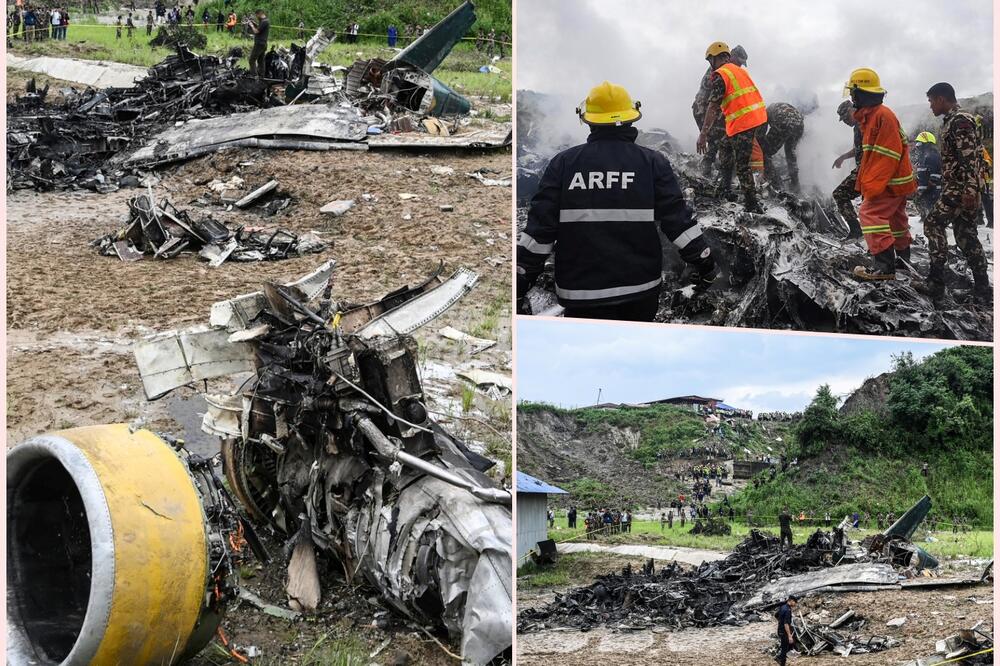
[7,425,220,666]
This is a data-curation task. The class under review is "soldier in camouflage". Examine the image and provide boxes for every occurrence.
[701,45,763,213]
[924,82,991,304]
[692,45,747,177]
[831,100,863,238]
[758,102,805,191]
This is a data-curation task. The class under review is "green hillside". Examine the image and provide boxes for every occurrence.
[727,346,993,528]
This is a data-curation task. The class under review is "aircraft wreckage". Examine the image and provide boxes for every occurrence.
[517,496,990,638]
[516,101,992,341]
[6,260,512,665]
[7,1,510,191]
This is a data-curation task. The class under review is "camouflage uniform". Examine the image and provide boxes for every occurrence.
[692,67,726,173]
[833,125,863,233]
[757,102,805,190]
[925,104,990,296]
[707,72,760,207]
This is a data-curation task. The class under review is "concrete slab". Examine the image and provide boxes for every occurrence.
[558,542,727,567]
[7,53,147,88]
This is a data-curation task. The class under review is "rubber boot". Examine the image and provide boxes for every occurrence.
[852,248,896,281]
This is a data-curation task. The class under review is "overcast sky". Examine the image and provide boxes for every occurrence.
[516,0,993,191]
[516,320,955,413]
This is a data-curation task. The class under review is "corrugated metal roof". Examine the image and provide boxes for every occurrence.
[516,470,568,495]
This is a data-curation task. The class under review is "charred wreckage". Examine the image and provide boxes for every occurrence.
[7,1,510,192]
[518,496,991,659]
[517,96,992,341]
[6,260,512,665]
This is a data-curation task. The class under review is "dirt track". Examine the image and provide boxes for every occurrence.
[6,145,512,663]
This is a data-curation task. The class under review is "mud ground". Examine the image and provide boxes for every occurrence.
[6,140,512,663]
[517,556,994,666]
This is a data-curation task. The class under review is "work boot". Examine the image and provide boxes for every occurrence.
[973,269,993,305]
[714,167,734,197]
[744,193,764,215]
[915,264,946,300]
[852,249,896,281]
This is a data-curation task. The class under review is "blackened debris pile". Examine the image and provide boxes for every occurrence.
[7,45,275,192]
[517,529,833,633]
[91,191,326,263]
[790,609,900,657]
[132,261,512,663]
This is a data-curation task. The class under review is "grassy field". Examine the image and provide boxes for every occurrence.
[8,25,512,101]
[543,516,994,559]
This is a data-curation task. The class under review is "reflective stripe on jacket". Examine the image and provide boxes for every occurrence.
[853,104,917,199]
[715,63,767,137]
[516,125,711,308]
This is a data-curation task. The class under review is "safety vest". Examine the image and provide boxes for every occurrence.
[715,63,768,137]
[854,104,917,199]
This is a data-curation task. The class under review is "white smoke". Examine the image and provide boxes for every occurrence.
[517,0,993,193]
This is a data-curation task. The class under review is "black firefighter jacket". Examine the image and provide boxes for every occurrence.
[517,125,713,308]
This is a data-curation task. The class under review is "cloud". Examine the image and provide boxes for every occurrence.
[516,320,948,412]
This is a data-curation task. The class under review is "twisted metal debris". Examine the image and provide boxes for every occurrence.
[132,261,513,663]
[91,191,326,264]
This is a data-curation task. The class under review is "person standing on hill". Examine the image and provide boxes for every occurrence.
[779,507,793,548]
[568,505,577,529]
[246,9,269,78]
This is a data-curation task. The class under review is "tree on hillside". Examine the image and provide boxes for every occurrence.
[796,384,839,457]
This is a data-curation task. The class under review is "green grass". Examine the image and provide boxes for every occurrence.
[543,515,993,559]
[9,26,511,100]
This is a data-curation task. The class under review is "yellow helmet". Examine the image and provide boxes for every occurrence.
[844,67,886,96]
[577,81,642,126]
[915,131,936,144]
[705,41,730,59]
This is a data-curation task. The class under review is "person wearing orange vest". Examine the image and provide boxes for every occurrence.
[697,41,768,214]
[845,68,917,281]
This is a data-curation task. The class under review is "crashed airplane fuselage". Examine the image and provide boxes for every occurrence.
[132,260,513,663]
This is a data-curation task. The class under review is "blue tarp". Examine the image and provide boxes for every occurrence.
[716,403,737,411]
[516,470,568,495]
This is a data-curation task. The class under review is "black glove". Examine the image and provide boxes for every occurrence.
[690,257,719,292]
[517,297,532,316]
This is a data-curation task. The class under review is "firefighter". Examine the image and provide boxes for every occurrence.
[924,82,992,303]
[913,131,942,221]
[846,68,916,281]
[976,113,994,228]
[697,42,768,214]
[832,99,863,238]
[516,81,718,321]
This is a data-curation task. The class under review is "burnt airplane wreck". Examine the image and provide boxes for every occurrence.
[91,190,326,264]
[7,1,509,191]
[6,261,513,665]
[518,496,987,648]
[516,94,993,341]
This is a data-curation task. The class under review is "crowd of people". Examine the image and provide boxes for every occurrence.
[579,508,633,538]
[8,5,71,41]
[7,2,511,59]
[756,411,802,422]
